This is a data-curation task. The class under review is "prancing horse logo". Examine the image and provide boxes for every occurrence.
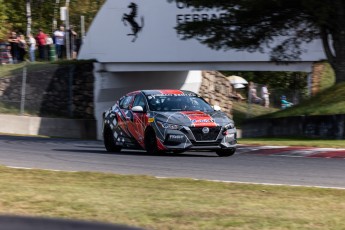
[122,2,144,42]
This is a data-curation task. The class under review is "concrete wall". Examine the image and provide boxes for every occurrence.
[0,114,96,139]
[0,62,94,119]
[242,115,345,139]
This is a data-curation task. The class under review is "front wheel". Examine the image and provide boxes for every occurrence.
[216,148,236,157]
[144,128,158,154]
[103,126,122,153]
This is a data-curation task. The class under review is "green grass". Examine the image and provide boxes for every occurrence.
[0,101,20,114]
[0,166,344,230]
[232,101,278,127]
[239,137,345,148]
[0,62,58,78]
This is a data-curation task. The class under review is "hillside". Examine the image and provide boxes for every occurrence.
[231,101,278,126]
[231,82,345,126]
[262,82,345,118]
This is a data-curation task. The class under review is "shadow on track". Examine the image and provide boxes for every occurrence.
[52,149,218,158]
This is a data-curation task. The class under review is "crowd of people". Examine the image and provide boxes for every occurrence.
[249,82,294,109]
[1,25,79,64]
[231,81,294,109]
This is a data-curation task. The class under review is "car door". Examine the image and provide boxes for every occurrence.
[126,93,148,148]
[117,94,135,137]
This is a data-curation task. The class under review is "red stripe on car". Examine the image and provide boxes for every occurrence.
[159,90,184,95]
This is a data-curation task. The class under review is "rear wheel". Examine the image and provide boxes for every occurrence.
[103,126,122,152]
[144,128,158,154]
[216,148,236,157]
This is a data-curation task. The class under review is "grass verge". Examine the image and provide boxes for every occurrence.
[0,166,344,230]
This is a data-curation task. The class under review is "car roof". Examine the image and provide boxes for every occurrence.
[140,89,196,96]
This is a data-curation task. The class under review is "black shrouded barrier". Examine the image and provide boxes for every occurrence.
[0,215,145,230]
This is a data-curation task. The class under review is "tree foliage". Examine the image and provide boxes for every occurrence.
[169,0,345,83]
[0,0,10,40]
[0,0,105,39]
[222,71,308,92]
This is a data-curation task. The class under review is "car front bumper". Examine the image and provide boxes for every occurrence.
[159,126,237,151]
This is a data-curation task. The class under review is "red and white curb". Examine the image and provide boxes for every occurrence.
[238,145,345,159]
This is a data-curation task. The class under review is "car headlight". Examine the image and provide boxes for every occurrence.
[157,121,181,130]
[224,123,235,130]
[223,123,236,135]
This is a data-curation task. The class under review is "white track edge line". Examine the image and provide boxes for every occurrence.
[6,166,345,190]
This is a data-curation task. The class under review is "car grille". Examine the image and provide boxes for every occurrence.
[189,127,221,141]
[190,141,221,146]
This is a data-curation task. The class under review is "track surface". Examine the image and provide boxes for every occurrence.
[0,135,344,188]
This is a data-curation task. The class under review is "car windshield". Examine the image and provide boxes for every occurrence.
[146,94,214,112]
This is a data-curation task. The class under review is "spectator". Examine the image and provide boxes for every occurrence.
[69,25,78,59]
[248,82,262,104]
[36,28,47,60]
[28,34,36,62]
[46,34,54,46]
[46,34,54,61]
[261,84,270,108]
[0,43,13,64]
[281,95,293,109]
[54,26,65,59]
[18,34,27,62]
[8,31,19,63]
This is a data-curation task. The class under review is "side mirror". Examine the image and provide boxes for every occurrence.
[132,106,144,113]
[213,105,221,111]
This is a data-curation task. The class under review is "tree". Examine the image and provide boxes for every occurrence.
[222,71,308,92]
[0,0,10,40]
[168,0,345,83]
[26,0,32,36]
[3,0,105,37]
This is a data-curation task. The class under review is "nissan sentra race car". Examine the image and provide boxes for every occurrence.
[102,90,237,157]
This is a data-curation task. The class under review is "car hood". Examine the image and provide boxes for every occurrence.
[152,111,233,127]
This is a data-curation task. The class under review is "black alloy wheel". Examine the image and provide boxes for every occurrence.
[144,128,159,154]
[216,148,236,157]
[103,126,122,152]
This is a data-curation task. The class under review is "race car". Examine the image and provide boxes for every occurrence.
[102,89,237,157]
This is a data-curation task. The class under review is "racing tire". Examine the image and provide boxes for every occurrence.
[172,150,185,154]
[216,148,236,157]
[103,126,122,153]
[144,128,159,154]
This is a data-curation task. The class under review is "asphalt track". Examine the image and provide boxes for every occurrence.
[0,135,344,189]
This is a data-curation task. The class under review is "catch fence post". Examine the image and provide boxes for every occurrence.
[20,66,27,115]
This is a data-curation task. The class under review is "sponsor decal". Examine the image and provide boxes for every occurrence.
[122,2,144,42]
[191,119,214,123]
[150,93,196,98]
[181,111,217,127]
